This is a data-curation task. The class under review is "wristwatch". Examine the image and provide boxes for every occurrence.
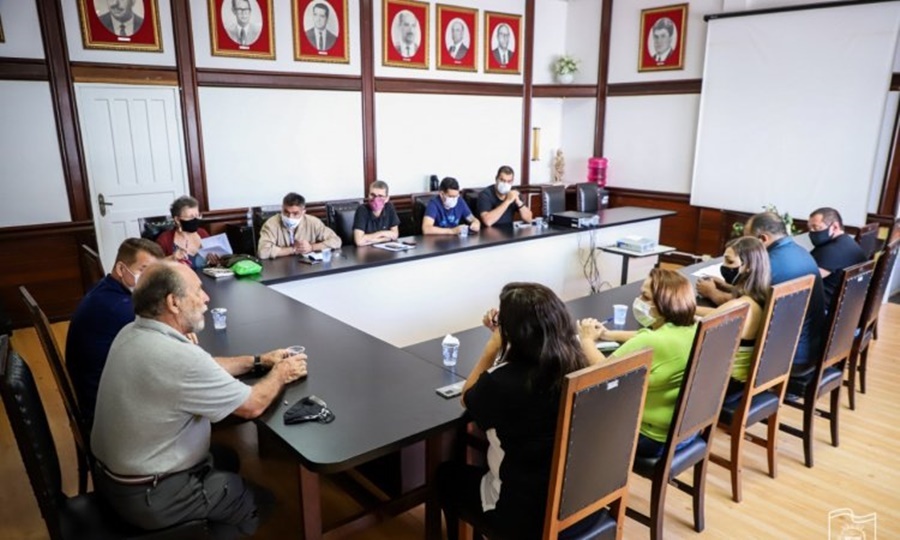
[253,355,263,374]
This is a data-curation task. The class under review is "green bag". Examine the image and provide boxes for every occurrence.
[230,259,263,276]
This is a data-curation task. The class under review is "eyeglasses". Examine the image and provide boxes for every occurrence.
[369,193,387,200]
[234,7,251,13]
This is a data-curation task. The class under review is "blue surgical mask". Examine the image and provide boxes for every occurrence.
[632,297,657,328]
[282,215,300,229]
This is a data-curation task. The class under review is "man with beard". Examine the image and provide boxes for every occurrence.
[91,262,307,536]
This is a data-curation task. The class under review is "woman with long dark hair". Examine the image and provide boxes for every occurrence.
[437,282,603,539]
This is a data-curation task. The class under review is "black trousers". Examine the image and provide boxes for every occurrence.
[94,446,259,540]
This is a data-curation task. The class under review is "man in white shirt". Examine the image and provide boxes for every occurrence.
[491,24,514,66]
[447,20,468,60]
[226,0,262,47]
[394,10,419,58]
[305,2,338,52]
[99,0,144,37]
[651,18,676,64]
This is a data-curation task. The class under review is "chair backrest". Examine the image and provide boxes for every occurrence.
[251,205,282,243]
[463,189,481,220]
[0,336,66,540]
[79,244,105,288]
[543,348,653,539]
[326,199,362,245]
[858,240,899,333]
[541,184,566,218]
[855,222,882,260]
[137,215,175,241]
[750,275,816,391]
[411,193,436,233]
[18,287,91,460]
[575,182,600,214]
[820,260,875,369]
[668,303,749,444]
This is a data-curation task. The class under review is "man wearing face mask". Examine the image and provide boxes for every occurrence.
[746,212,826,370]
[422,177,481,235]
[477,165,533,227]
[257,192,342,259]
[353,180,401,246]
[66,238,164,426]
[808,207,866,308]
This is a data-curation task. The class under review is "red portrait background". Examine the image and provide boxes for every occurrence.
[78,0,162,51]
[638,4,688,72]
[209,0,275,59]
[436,4,477,72]
[484,11,521,75]
[382,0,429,69]
[294,0,349,63]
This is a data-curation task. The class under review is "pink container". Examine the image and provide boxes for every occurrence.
[587,157,608,187]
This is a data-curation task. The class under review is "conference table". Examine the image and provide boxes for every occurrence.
[195,206,675,539]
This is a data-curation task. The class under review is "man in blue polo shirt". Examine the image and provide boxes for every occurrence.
[423,177,481,235]
[66,238,164,425]
[745,212,826,369]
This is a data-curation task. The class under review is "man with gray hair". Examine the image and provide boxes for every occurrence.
[745,212,825,369]
[91,262,306,536]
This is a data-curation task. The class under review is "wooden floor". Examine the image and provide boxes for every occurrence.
[2,306,899,539]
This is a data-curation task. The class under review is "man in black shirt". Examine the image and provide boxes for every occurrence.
[476,165,533,227]
[353,180,400,246]
[808,207,867,308]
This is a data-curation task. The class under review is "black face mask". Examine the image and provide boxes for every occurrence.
[809,229,832,247]
[720,265,741,285]
[180,218,201,233]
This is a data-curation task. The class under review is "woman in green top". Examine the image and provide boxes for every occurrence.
[696,236,771,400]
[598,268,698,458]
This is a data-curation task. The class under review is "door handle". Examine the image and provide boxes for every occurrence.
[98,193,114,217]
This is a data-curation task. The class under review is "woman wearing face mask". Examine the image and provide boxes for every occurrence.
[696,236,771,399]
[437,282,604,539]
[596,268,698,457]
[155,195,219,269]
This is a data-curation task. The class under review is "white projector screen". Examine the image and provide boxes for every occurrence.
[691,2,900,226]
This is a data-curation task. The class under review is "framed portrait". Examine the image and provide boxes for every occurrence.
[208,0,275,60]
[294,0,350,63]
[638,4,688,72]
[77,0,163,52]
[436,5,477,72]
[382,0,429,69]
[484,11,521,75]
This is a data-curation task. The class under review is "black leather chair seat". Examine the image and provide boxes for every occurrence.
[632,437,708,479]
[559,508,616,540]
[61,494,208,539]
[788,366,842,397]
[719,390,780,427]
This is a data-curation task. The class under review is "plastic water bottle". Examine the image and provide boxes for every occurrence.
[441,334,460,367]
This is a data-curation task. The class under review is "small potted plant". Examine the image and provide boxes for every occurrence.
[553,54,579,84]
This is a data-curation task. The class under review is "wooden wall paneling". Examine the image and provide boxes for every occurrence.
[532,85,598,99]
[374,78,523,96]
[171,0,209,210]
[70,63,178,85]
[197,69,361,91]
[607,79,703,97]
[520,0,536,185]
[0,58,49,81]
[594,0,614,157]
[360,0,377,186]
[0,222,95,328]
[36,0,91,222]
[606,188,696,253]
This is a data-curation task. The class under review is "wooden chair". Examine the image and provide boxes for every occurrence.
[626,303,749,540]
[781,260,875,467]
[542,348,653,539]
[19,286,92,495]
[845,240,899,409]
[541,184,566,218]
[711,275,815,502]
[79,244,105,288]
[855,222,882,260]
[575,182,600,214]
[0,336,209,540]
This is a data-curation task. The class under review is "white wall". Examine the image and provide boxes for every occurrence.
[0,1,45,59]
[0,81,70,227]
[190,0,361,75]
[199,87,365,208]
[604,94,701,193]
[373,0,525,83]
[61,0,177,66]
[532,0,601,85]
[376,93,522,194]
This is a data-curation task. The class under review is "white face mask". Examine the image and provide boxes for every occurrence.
[121,264,140,293]
[282,215,300,229]
[496,181,512,195]
[632,297,657,328]
[443,196,458,209]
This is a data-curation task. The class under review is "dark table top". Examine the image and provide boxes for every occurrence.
[197,277,464,473]
[258,207,675,285]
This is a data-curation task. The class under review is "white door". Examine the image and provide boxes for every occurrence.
[76,84,190,271]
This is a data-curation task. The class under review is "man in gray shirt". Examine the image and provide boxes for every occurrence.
[91,262,306,537]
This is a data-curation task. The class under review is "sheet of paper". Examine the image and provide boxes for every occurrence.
[373,242,412,252]
[199,233,233,257]
[692,262,723,279]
